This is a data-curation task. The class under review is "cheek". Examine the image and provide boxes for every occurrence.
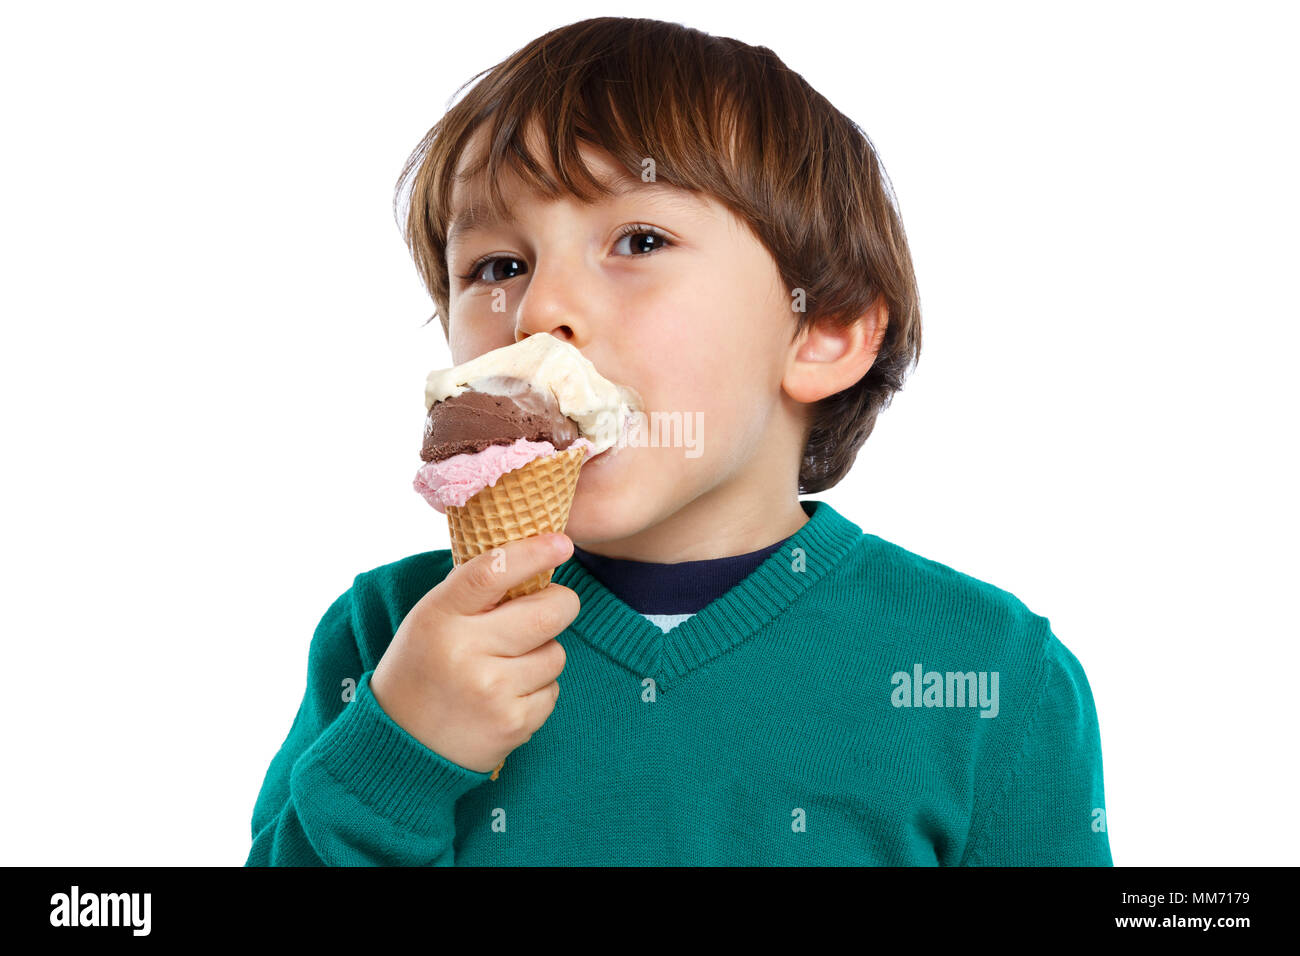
[619,327,727,449]
[620,286,756,399]
[447,318,473,363]
[623,364,764,482]
[615,285,778,462]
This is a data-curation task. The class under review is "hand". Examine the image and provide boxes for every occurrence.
[369,533,578,774]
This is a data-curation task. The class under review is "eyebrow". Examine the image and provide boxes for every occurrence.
[446,176,698,247]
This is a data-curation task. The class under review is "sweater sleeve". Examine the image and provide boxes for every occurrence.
[245,580,493,866]
[961,630,1113,866]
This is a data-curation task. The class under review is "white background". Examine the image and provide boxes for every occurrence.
[2,0,1295,867]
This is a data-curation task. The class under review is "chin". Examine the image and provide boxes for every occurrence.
[566,451,652,546]
[565,498,643,548]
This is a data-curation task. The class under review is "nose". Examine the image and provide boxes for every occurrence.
[513,253,584,346]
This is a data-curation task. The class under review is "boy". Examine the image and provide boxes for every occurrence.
[246,16,1112,866]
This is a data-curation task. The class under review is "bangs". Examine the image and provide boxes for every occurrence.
[423,31,746,243]
[440,118,637,243]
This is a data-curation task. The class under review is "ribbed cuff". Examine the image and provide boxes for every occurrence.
[291,670,492,838]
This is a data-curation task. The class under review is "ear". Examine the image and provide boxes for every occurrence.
[783,295,889,405]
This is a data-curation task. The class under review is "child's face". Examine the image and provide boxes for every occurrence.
[445,126,807,555]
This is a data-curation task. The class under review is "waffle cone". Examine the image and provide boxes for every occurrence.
[445,443,587,595]
[444,443,587,781]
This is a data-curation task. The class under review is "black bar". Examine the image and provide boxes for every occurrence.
[8,865,1285,940]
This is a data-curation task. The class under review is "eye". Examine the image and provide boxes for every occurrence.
[611,223,671,257]
[460,256,526,285]
[457,224,672,287]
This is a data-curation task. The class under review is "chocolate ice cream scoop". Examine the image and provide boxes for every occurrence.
[424,334,642,458]
[421,378,580,462]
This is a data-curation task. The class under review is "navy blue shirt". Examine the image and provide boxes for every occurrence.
[571,536,793,632]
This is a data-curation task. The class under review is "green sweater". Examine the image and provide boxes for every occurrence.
[246,500,1112,866]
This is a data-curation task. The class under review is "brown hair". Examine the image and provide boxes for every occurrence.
[394,16,922,494]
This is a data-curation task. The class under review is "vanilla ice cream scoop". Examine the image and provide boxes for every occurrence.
[423,334,643,456]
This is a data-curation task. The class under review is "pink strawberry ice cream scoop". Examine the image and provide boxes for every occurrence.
[413,436,594,513]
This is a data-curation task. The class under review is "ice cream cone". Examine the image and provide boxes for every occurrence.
[443,442,587,781]
[445,442,587,596]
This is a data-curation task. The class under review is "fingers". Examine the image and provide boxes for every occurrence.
[517,678,562,729]
[435,533,574,616]
[499,638,567,697]
[481,584,581,657]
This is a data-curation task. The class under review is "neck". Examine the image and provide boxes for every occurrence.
[573,465,810,563]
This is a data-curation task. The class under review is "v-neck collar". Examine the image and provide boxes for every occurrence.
[552,499,864,686]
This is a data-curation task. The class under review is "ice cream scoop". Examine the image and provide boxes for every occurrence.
[420,377,580,462]
[413,334,642,513]
[423,333,642,457]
